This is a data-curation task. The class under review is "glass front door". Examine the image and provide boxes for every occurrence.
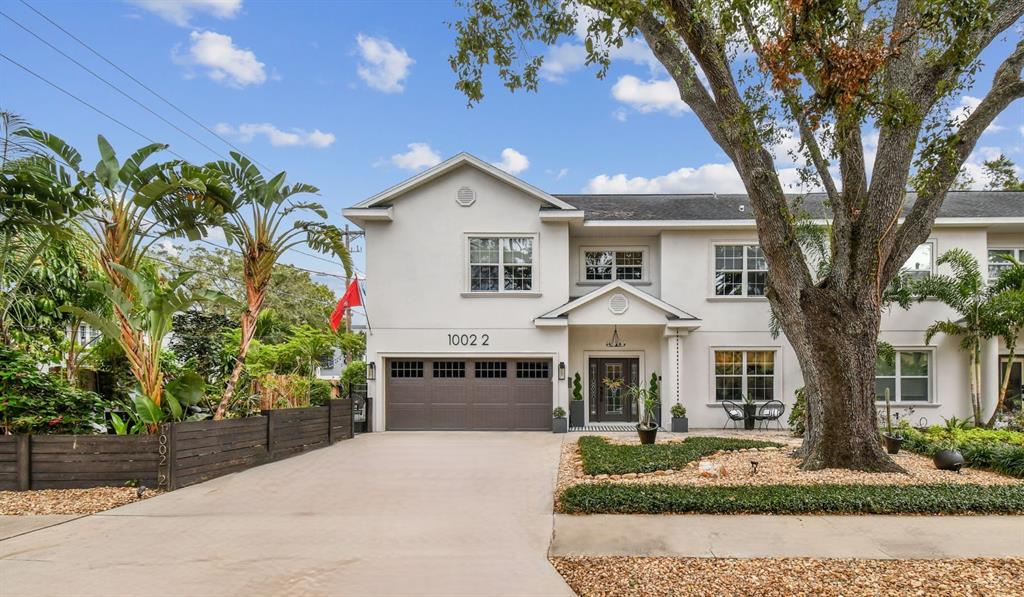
[590,357,639,422]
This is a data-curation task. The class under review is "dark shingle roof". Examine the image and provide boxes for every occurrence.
[554,191,1024,221]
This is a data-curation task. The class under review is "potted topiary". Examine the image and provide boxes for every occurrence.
[569,372,585,428]
[627,383,659,444]
[552,406,568,434]
[933,438,964,472]
[881,388,904,454]
[670,403,688,432]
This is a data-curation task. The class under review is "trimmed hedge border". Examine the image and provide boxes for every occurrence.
[578,435,784,476]
[559,483,1024,515]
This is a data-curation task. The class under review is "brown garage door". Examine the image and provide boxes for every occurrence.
[385,358,553,430]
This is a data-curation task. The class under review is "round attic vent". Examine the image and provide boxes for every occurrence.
[608,293,629,315]
[456,186,477,207]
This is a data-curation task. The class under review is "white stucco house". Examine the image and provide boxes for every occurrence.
[343,153,1024,432]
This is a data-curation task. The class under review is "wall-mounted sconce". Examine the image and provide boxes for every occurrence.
[366,361,376,381]
[558,361,566,380]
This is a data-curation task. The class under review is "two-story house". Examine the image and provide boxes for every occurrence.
[343,153,1024,432]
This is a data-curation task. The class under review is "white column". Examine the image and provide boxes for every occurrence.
[980,336,1000,423]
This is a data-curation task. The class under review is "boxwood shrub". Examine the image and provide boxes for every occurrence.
[559,483,1024,515]
[578,435,784,476]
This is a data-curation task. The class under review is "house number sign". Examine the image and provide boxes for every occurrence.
[447,333,490,346]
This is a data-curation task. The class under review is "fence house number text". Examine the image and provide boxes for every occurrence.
[447,333,489,346]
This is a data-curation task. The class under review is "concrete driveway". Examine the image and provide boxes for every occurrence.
[0,433,574,597]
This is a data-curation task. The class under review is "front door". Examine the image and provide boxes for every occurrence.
[590,358,639,422]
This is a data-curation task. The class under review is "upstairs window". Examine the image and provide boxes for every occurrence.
[900,243,935,282]
[583,250,644,281]
[469,237,534,292]
[989,248,1023,282]
[714,244,767,296]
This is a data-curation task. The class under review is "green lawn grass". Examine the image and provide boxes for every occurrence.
[577,435,784,476]
[559,482,1024,515]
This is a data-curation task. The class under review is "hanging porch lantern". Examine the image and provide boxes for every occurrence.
[606,325,625,348]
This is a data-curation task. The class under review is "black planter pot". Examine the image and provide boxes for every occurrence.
[637,425,658,444]
[671,416,688,433]
[933,449,964,472]
[569,400,585,429]
[552,417,568,434]
[882,434,904,455]
[742,403,757,430]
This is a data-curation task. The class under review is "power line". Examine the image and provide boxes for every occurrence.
[0,9,232,162]
[18,0,275,173]
[0,51,189,160]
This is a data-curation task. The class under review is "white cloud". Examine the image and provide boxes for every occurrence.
[389,143,441,170]
[214,122,335,148]
[612,108,628,122]
[539,43,589,82]
[556,168,569,180]
[355,34,414,93]
[492,148,530,175]
[950,95,1004,134]
[585,162,812,194]
[180,31,266,87]
[131,0,241,26]
[956,146,1011,189]
[611,76,689,115]
[156,239,180,257]
[539,9,660,82]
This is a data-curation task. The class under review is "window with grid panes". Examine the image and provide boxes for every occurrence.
[433,361,466,378]
[516,361,550,379]
[713,350,775,401]
[583,250,644,281]
[989,248,1024,282]
[714,245,767,296]
[474,361,507,378]
[390,361,423,378]
[875,351,930,402]
[469,237,533,292]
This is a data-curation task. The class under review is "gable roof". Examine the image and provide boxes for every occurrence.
[556,191,1024,221]
[352,152,578,211]
[536,280,700,323]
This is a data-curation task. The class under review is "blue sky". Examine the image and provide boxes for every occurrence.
[3,0,1023,292]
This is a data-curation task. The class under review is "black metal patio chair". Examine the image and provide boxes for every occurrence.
[722,400,745,429]
[755,400,786,430]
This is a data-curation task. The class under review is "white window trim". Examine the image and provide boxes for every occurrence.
[709,241,768,299]
[578,245,649,284]
[874,347,936,404]
[987,247,1024,283]
[463,233,539,295]
[899,239,937,281]
[707,347,781,405]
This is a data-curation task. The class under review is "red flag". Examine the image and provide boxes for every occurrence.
[330,279,363,332]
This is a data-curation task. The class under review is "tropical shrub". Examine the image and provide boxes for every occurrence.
[898,425,1024,478]
[578,436,783,475]
[256,373,332,409]
[340,360,366,395]
[789,387,807,437]
[0,345,105,434]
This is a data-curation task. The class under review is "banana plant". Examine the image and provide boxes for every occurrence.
[63,263,239,431]
[205,153,352,419]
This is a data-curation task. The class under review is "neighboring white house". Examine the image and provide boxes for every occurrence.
[343,153,1024,432]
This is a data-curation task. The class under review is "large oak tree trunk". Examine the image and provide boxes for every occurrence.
[779,288,904,472]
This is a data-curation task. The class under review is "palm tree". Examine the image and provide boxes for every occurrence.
[913,249,1000,425]
[207,153,352,419]
[986,257,1024,426]
[16,129,232,365]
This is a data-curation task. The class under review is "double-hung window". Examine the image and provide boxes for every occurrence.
[875,351,930,402]
[900,242,935,282]
[468,236,534,292]
[713,350,775,401]
[714,244,767,296]
[989,248,1024,282]
[583,249,644,281]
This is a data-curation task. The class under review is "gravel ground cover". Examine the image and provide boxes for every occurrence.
[551,556,1024,597]
[0,487,159,515]
[557,436,1021,498]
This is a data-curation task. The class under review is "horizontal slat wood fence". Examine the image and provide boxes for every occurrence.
[1,398,354,492]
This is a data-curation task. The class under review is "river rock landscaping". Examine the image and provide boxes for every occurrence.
[551,556,1024,597]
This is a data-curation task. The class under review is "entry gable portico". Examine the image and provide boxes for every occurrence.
[534,280,701,330]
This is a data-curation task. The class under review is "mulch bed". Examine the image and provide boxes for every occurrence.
[0,487,160,515]
[551,556,1024,597]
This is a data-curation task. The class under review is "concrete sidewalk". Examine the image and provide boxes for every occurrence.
[0,433,574,597]
[0,515,81,541]
[551,514,1024,559]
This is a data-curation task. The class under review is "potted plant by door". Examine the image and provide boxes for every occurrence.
[670,403,688,432]
[881,388,904,454]
[552,407,568,434]
[569,373,585,429]
[627,383,659,444]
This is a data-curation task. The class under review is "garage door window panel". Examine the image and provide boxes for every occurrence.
[433,361,466,378]
[390,361,423,378]
[475,361,508,378]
